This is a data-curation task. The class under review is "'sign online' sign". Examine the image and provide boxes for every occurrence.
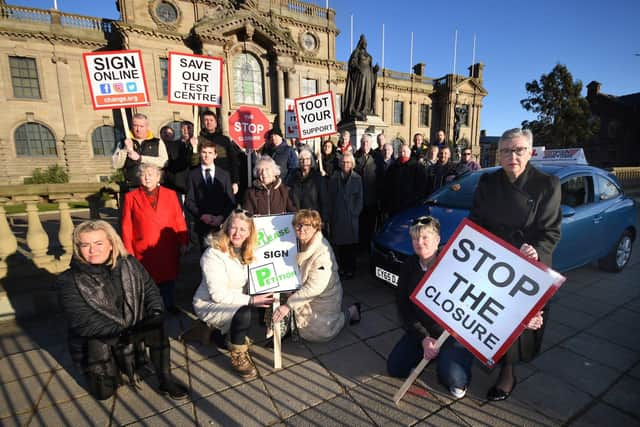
[83,50,150,110]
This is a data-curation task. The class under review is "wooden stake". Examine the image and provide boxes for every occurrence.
[392,331,450,404]
[193,106,200,138]
[272,292,282,369]
[120,108,130,139]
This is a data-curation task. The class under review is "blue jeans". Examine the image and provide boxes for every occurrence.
[387,333,473,389]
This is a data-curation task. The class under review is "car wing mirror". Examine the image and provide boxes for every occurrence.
[561,205,576,218]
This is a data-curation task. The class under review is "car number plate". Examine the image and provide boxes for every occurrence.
[375,267,399,286]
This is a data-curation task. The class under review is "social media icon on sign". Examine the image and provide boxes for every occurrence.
[126,82,137,92]
[113,83,124,93]
[99,84,111,94]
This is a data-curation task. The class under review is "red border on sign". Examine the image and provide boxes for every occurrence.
[167,52,223,107]
[294,90,337,141]
[409,218,566,367]
[82,50,150,110]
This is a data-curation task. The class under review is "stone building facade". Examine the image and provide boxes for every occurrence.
[0,0,486,184]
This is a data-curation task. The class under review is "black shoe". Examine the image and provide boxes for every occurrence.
[158,380,189,401]
[487,377,516,401]
[349,302,362,325]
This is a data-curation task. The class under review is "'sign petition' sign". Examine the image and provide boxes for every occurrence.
[83,50,149,110]
[248,214,301,295]
[411,219,565,366]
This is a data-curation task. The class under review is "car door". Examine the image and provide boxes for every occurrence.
[554,173,599,271]
[589,173,627,260]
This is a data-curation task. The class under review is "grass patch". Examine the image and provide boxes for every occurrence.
[5,201,89,215]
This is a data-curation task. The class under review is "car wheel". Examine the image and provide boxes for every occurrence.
[598,230,633,272]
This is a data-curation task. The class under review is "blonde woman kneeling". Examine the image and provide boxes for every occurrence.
[193,209,274,378]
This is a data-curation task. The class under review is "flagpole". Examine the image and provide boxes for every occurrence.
[381,24,385,70]
[409,32,414,73]
[471,34,477,77]
[54,0,58,9]
[453,29,458,76]
[350,14,353,52]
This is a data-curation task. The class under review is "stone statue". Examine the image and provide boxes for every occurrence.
[342,34,379,122]
[454,105,468,142]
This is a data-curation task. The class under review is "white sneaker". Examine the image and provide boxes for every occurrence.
[449,386,467,399]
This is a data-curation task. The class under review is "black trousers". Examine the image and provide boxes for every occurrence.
[86,320,170,400]
[229,306,252,345]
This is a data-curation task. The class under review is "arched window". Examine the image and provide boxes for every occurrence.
[14,123,56,156]
[92,125,123,156]
[233,53,264,105]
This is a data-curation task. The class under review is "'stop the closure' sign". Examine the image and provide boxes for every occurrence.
[168,52,223,107]
[294,91,337,141]
[248,214,302,295]
[411,219,565,366]
[82,50,150,110]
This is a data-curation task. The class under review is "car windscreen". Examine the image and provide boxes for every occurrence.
[425,171,487,209]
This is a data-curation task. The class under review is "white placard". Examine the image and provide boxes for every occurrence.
[82,50,150,110]
[285,99,299,139]
[168,52,222,107]
[248,214,302,295]
[294,91,337,140]
[411,219,565,366]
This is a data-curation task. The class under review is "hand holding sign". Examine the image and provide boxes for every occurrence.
[251,293,275,308]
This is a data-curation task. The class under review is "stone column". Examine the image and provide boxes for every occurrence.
[57,200,74,265]
[286,68,298,99]
[277,66,286,132]
[23,199,54,270]
[0,203,18,278]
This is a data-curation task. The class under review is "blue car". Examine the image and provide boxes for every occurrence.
[371,162,638,286]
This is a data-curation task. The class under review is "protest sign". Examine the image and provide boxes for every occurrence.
[168,52,222,107]
[248,214,301,295]
[285,99,299,139]
[228,106,270,151]
[411,218,566,367]
[294,91,336,140]
[83,50,149,110]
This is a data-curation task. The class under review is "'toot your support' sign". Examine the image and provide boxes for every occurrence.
[83,50,150,110]
[248,214,301,295]
[294,91,337,140]
[411,219,566,366]
[168,52,222,107]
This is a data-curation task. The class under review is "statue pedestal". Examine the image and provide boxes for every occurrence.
[338,116,388,151]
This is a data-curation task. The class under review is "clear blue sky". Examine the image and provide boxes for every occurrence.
[10,0,640,136]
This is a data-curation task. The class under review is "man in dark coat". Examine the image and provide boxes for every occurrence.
[354,133,378,248]
[262,128,298,183]
[164,121,200,195]
[384,143,428,217]
[185,140,235,248]
[426,145,463,195]
[327,151,363,278]
[199,110,240,196]
[469,127,561,402]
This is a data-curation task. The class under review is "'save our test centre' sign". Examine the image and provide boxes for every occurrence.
[168,52,223,107]
[248,214,301,295]
[83,50,150,110]
[411,219,566,366]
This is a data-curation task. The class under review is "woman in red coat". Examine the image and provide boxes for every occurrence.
[121,163,188,313]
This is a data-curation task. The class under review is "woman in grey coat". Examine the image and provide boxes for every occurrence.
[327,151,363,278]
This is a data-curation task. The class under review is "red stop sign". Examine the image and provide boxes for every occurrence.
[228,106,271,150]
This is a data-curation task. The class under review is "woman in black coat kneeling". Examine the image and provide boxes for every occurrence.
[57,220,188,401]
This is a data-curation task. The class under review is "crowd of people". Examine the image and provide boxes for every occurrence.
[59,113,561,405]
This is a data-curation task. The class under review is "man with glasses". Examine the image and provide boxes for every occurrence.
[469,128,561,402]
[458,148,481,172]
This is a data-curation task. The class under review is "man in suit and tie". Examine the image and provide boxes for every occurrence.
[185,140,235,249]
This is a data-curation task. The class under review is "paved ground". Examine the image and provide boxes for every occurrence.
[0,240,639,427]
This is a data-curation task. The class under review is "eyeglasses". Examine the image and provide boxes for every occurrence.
[411,216,440,232]
[294,223,314,230]
[233,208,252,217]
[499,146,529,157]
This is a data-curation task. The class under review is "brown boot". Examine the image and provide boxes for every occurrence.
[227,341,257,379]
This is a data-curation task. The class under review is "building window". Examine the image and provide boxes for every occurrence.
[393,101,404,124]
[92,125,122,156]
[159,57,168,97]
[15,123,57,156]
[301,78,317,96]
[233,53,264,105]
[9,56,41,99]
[419,104,429,127]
